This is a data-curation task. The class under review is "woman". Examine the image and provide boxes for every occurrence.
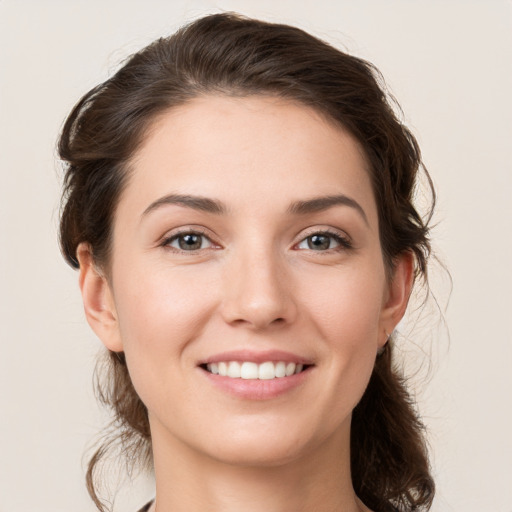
[59,13,435,512]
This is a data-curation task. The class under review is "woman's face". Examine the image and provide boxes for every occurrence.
[81,96,411,466]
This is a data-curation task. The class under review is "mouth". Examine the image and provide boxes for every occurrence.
[200,361,312,380]
[198,351,314,399]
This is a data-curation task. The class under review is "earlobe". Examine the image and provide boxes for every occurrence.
[379,252,415,347]
[76,243,124,352]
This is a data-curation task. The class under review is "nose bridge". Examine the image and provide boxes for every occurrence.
[221,238,296,329]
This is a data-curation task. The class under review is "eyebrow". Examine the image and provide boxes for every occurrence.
[142,192,368,225]
[142,193,226,217]
[287,194,369,225]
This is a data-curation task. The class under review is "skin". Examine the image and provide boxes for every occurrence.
[77,96,413,512]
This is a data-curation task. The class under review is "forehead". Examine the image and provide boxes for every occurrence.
[120,95,377,223]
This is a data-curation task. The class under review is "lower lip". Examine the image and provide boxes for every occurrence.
[200,367,312,400]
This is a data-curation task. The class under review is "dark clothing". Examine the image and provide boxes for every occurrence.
[137,502,153,512]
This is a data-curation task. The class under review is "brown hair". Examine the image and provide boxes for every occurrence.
[59,12,435,512]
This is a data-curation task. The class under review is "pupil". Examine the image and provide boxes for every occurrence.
[308,235,330,250]
[179,234,201,250]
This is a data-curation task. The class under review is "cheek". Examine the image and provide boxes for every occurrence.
[304,262,386,340]
[301,262,385,399]
[112,260,220,357]
[110,263,222,417]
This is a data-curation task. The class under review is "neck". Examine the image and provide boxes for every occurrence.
[149,418,370,512]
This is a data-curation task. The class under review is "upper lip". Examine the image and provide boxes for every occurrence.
[199,349,314,366]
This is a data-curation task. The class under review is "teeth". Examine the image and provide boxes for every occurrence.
[285,362,296,376]
[275,361,286,378]
[206,361,307,379]
[258,361,275,380]
[227,361,241,378]
[241,362,258,379]
[218,362,227,376]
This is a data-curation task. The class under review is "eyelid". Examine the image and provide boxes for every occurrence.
[293,227,353,250]
[159,226,221,252]
[157,225,352,253]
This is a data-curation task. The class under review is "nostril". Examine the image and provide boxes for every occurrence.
[220,283,298,329]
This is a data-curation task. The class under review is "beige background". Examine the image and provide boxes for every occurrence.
[1,1,511,511]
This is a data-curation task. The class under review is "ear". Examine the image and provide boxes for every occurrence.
[378,251,415,347]
[76,243,124,352]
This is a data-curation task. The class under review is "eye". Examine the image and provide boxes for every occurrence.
[296,231,351,251]
[165,231,214,251]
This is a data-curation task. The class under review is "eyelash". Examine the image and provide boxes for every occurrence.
[295,229,353,252]
[161,229,217,253]
[160,228,352,254]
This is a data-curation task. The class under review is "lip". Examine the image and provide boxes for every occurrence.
[199,349,314,365]
[200,366,313,400]
[197,350,315,400]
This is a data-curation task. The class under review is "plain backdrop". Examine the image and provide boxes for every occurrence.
[1,1,511,511]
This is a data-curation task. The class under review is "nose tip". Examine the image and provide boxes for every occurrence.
[220,255,297,330]
[225,299,288,330]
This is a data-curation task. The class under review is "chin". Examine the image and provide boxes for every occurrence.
[208,438,308,468]
[197,417,342,469]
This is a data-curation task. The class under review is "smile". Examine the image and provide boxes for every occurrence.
[205,361,307,380]
[199,351,314,399]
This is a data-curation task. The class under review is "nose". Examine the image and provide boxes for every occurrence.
[220,246,297,330]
